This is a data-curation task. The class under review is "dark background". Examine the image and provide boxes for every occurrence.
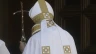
[0,0,96,54]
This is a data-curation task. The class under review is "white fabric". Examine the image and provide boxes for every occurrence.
[41,20,64,54]
[23,20,77,54]
[55,24,77,54]
[29,1,54,19]
[23,0,77,54]
[0,40,10,54]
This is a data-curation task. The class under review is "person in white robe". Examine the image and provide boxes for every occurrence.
[23,0,77,54]
[0,40,10,54]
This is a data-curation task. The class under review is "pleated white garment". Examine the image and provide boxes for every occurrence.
[23,20,77,54]
[0,40,10,54]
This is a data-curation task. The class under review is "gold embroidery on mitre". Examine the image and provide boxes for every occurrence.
[42,46,50,54]
[63,45,71,54]
[32,13,53,23]
[38,0,48,13]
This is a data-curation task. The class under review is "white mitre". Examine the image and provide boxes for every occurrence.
[29,0,54,23]
[29,0,54,34]
[0,40,10,54]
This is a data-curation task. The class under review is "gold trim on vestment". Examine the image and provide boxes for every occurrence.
[63,45,71,54]
[42,46,50,54]
[32,20,55,35]
[32,24,41,35]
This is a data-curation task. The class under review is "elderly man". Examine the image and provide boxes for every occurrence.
[23,0,77,54]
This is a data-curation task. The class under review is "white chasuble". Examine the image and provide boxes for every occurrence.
[23,20,77,54]
[23,0,77,54]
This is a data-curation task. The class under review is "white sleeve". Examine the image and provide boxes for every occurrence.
[0,40,10,54]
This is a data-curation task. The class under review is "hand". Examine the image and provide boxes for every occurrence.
[19,41,26,52]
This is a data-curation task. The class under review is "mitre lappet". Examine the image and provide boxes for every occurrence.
[23,0,77,54]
